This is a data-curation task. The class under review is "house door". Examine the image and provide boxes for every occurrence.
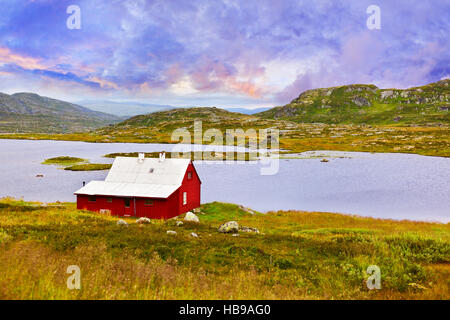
[124,198,132,216]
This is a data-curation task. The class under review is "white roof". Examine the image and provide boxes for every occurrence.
[74,157,191,198]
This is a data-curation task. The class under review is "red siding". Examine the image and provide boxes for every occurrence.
[177,163,201,214]
[76,161,201,219]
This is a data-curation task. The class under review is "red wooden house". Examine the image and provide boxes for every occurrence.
[75,153,201,219]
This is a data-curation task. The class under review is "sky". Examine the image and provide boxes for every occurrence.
[0,0,448,110]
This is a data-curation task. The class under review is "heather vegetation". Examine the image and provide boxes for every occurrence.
[0,198,448,299]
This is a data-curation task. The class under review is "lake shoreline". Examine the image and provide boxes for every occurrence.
[0,139,449,223]
[1,122,449,158]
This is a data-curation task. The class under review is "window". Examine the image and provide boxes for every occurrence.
[145,200,154,206]
[124,199,130,208]
[187,171,192,180]
[107,197,112,203]
[88,196,96,202]
[183,192,187,205]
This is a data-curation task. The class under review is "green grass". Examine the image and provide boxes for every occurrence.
[0,198,448,299]
[256,79,450,126]
[64,163,112,171]
[43,156,111,171]
[42,156,87,166]
[1,115,448,158]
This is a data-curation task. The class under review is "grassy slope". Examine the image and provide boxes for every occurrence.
[2,122,448,157]
[0,92,122,134]
[0,84,449,157]
[0,198,448,300]
[256,80,450,126]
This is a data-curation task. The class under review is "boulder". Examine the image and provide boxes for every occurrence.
[240,226,260,234]
[136,217,151,224]
[352,97,371,107]
[117,219,128,227]
[184,212,200,223]
[381,90,394,100]
[167,230,177,235]
[190,232,199,238]
[218,221,239,233]
[239,205,257,215]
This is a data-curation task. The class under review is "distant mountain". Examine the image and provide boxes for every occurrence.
[0,92,122,133]
[223,107,271,114]
[77,101,269,117]
[256,80,450,125]
[77,100,175,117]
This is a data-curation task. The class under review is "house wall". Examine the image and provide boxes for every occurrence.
[177,162,201,214]
[76,161,202,219]
[76,195,170,219]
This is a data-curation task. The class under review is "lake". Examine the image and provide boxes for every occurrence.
[0,139,449,223]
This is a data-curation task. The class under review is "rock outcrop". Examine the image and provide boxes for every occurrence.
[184,212,200,223]
[218,221,239,233]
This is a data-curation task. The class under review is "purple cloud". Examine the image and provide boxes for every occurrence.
[0,0,448,107]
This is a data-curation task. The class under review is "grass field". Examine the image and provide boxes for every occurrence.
[42,156,111,171]
[42,156,87,166]
[2,123,449,157]
[0,198,448,300]
[64,163,112,171]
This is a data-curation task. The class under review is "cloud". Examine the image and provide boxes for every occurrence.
[0,0,448,107]
[0,47,47,70]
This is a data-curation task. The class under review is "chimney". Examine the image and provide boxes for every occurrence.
[159,151,166,162]
[138,153,145,163]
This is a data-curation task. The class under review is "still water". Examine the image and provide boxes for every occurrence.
[0,139,449,223]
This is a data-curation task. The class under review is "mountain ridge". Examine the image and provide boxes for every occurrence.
[256,79,449,125]
[0,92,122,133]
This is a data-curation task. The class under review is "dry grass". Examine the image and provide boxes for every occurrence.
[0,199,448,300]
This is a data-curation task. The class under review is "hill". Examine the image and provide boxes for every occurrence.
[93,106,290,143]
[256,80,450,125]
[223,107,271,114]
[0,92,122,133]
